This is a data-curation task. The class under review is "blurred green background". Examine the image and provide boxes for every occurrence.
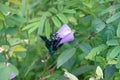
[0,0,120,80]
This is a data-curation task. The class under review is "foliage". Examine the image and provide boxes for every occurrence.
[0,0,120,80]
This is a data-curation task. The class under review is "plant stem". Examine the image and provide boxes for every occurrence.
[24,58,38,77]
[41,55,50,75]
[50,0,54,34]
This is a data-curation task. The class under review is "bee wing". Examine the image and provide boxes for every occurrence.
[40,35,54,56]
[40,35,50,50]
[40,35,48,42]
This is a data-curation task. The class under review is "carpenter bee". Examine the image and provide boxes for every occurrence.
[40,34,63,56]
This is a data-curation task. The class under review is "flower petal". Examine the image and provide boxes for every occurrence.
[56,24,72,38]
[56,24,74,45]
[64,71,78,80]
[0,47,4,53]
[58,33,74,45]
[10,72,16,79]
[96,66,103,79]
[5,62,17,79]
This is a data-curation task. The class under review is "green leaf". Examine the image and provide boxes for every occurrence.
[28,25,39,34]
[0,63,18,80]
[12,45,27,52]
[0,66,11,80]
[0,63,6,68]
[102,25,115,41]
[108,46,120,59]
[28,17,40,23]
[105,64,115,79]
[57,13,68,23]
[9,63,19,76]
[10,45,27,56]
[0,12,4,20]
[101,4,120,15]
[52,16,61,28]
[79,42,92,53]
[106,12,120,23]
[45,19,51,38]
[0,54,5,62]
[107,60,117,64]
[16,52,26,58]
[62,57,75,69]
[67,16,77,25]
[10,14,26,23]
[5,16,20,27]
[0,4,10,15]
[82,1,93,8]
[72,65,96,76]
[106,39,119,46]
[116,55,120,68]
[96,56,106,66]
[92,18,105,33]
[6,27,16,35]
[117,23,120,37]
[57,5,63,11]
[85,44,107,60]
[78,53,87,61]
[8,38,22,46]
[22,22,39,31]
[49,8,57,14]
[63,9,76,14]
[57,48,76,68]
[38,15,46,35]
[44,12,52,17]
[8,0,22,6]
[22,18,40,34]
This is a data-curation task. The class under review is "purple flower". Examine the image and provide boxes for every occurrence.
[40,24,74,56]
[10,72,16,79]
[56,24,74,45]
[6,63,16,79]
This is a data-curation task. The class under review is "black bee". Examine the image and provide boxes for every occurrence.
[40,34,63,56]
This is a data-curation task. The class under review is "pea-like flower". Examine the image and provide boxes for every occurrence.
[64,71,78,80]
[0,47,4,53]
[23,39,29,44]
[40,24,74,56]
[56,24,74,45]
[10,72,16,79]
[6,63,17,79]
